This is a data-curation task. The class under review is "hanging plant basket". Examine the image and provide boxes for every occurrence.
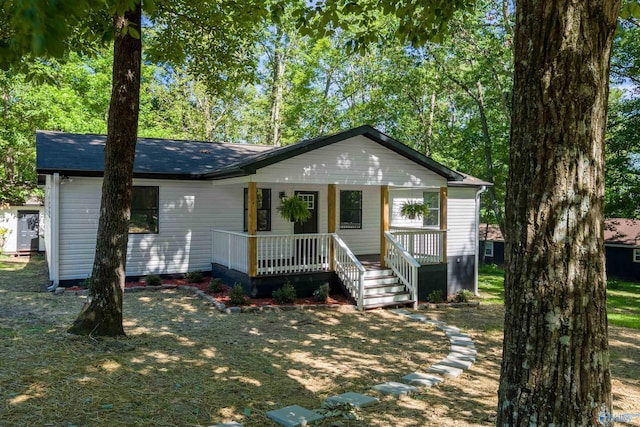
[277,195,311,224]
[400,201,428,220]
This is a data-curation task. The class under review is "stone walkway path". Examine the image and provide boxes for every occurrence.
[211,308,477,427]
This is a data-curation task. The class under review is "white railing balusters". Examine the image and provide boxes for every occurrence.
[384,231,420,310]
[332,234,366,311]
[212,229,249,274]
[389,227,446,264]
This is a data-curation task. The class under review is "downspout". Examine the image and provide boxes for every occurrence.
[474,185,487,296]
[47,173,60,291]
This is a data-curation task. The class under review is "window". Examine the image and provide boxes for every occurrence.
[422,191,440,227]
[484,241,494,257]
[244,188,271,231]
[129,186,159,234]
[634,249,640,263]
[340,190,362,229]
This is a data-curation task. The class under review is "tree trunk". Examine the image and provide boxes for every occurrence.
[498,1,619,425]
[425,90,436,156]
[268,25,285,147]
[475,80,505,236]
[68,3,141,337]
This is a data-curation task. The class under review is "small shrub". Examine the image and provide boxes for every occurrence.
[185,270,204,283]
[313,283,330,302]
[80,276,93,289]
[606,279,622,290]
[427,289,443,303]
[209,278,223,293]
[229,283,246,306]
[145,274,162,286]
[273,282,297,304]
[478,263,503,274]
[453,289,475,303]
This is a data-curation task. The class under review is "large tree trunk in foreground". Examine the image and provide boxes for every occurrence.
[497,1,620,425]
[68,4,141,337]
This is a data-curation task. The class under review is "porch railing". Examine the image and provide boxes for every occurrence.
[332,234,366,311]
[384,231,419,310]
[211,230,367,310]
[211,230,249,273]
[389,227,446,264]
[255,233,332,275]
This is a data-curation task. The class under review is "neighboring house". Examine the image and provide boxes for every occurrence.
[479,224,505,266]
[36,125,491,309]
[479,219,640,282]
[0,197,45,254]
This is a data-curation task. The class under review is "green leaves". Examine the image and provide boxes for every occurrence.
[620,0,640,19]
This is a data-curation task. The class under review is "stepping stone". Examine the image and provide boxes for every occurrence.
[210,423,243,427]
[266,405,324,427]
[438,325,460,334]
[446,332,472,339]
[407,314,428,321]
[449,339,475,347]
[390,309,411,315]
[440,357,473,370]
[326,392,379,408]
[422,319,445,326]
[372,381,417,396]
[450,345,478,355]
[427,364,464,379]
[402,372,444,387]
[448,351,476,362]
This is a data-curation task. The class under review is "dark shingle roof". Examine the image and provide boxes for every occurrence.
[480,219,640,247]
[36,131,273,179]
[36,126,490,186]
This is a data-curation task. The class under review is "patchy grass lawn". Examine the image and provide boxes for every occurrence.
[478,268,640,330]
[0,254,49,293]
[1,258,638,426]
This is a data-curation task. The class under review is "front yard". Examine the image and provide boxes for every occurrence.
[0,256,638,426]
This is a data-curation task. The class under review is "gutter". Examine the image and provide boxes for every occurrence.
[46,173,60,291]
[474,185,488,296]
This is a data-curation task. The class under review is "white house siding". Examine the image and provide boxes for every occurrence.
[446,187,478,257]
[253,135,448,188]
[57,177,219,280]
[446,187,479,294]
[0,205,45,253]
[389,188,442,229]
[336,186,380,254]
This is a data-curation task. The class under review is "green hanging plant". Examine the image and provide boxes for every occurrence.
[277,195,311,224]
[400,201,428,220]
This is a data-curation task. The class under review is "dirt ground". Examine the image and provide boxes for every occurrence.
[1,256,638,426]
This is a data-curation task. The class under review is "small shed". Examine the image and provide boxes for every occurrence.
[0,197,45,254]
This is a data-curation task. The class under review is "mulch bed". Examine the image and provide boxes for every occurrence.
[64,277,351,307]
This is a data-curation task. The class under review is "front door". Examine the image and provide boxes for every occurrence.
[293,191,318,234]
[293,191,319,267]
[17,211,39,252]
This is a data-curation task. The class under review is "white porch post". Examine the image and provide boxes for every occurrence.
[247,182,257,277]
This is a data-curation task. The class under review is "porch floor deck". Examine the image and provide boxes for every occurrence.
[357,254,386,270]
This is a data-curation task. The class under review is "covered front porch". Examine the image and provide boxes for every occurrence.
[211,225,447,310]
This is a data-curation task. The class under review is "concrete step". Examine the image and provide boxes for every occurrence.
[363,292,413,309]
[363,268,394,278]
[363,275,400,287]
[363,283,407,296]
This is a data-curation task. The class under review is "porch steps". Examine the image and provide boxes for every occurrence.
[362,268,413,310]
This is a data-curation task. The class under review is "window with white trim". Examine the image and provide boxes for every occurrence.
[422,191,440,227]
[484,241,494,257]
[633,248,640,263]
